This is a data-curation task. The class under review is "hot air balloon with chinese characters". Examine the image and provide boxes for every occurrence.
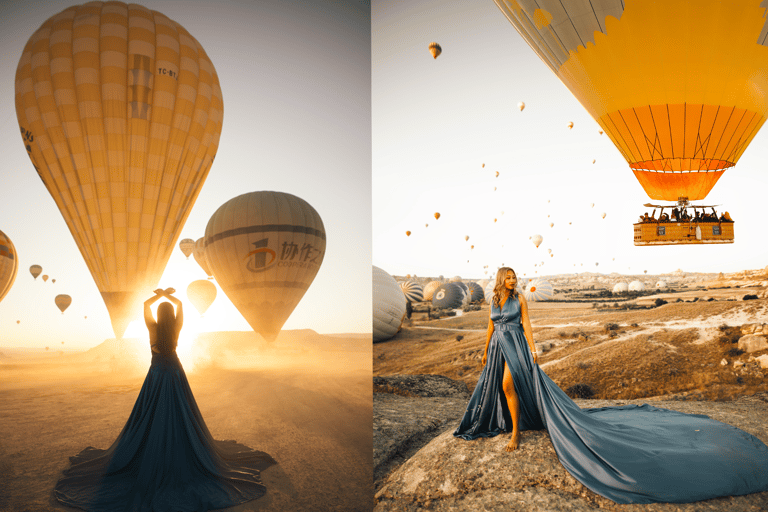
[204,191,325,342]
[16,2,223,337]
[491,0,763,246]
[0,231,18,304]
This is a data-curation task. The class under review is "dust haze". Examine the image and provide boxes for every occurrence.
[0,330,372,511]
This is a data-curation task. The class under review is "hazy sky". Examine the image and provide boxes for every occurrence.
[0,0,371,348]
[373,0,768,281]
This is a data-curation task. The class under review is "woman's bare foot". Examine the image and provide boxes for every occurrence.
[505,431,520,451]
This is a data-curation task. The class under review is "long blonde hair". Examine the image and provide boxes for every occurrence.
[492,266,518,308]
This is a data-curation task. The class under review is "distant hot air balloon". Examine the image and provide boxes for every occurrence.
[591,203,595,208]
[465,235,469,241]
[16,3,224,339]
[518,101,525,111]
[373,266,407,342]
[532,234,543,248]
[0,231,18,304]
[52,279,56,284]
[205,191,325,342]
[568,121,574,129]
[428,42,442,59]
[549,222,554,228]
[42,275,49,282]
[494,218,497,223]
[179,239,196,260]
[466,281,484,303]
[482,163,486,168]
[186,280,217,316]
[55,294,71,314]
[493,0,768,202]
[592,159,596,164]
[524,279,553,302]
[16,320,20,324]
[644,270,648,274]
[601,212,607,219]
[193,238,213,279]
[406,231,412,237]
[494,187,497,191]
[495,171,499,177]
[423,280,442,301]
[547,248,552,254]
[399,280,424,303]
[434,212,441,220]
[470,245,474,250]
[425,223,429,227]
[598,130,603,135]
[29,265,42,280]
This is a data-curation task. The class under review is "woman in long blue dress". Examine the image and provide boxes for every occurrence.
[454,267,768,504]
[54,288,276,512]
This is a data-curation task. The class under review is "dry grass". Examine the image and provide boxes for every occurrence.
[375,297,768,402]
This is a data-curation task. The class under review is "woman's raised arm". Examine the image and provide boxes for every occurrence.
[157,288,183,332]
[144,290,163,327]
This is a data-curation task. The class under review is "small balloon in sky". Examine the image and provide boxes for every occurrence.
[55,294,71,314]
[428,42,442,59]
[425,223,429,227]
[470,245,474,250]
[592,159,596,164]
[434,212,441,220]
[42,275,49,282]
[568,121,574,129]
[518,101,525,111]
[599,130,603,135]
[30,265,42,280]
[532,234,543,247]
[591,203,595,208]
[16,320,20,324]
[549,222,554,228]
[482,163,485,168]
[494,187,497,191]
[0,230,18,304]
[602,212,607,219]
[179,239,195,259]
[465,235,469,241]
[495,171,499,177]
[494,218,497,223]
[406,231,411,237]
[52,279,56,284]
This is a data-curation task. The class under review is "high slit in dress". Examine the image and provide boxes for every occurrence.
[454,295,768,504]
[53,347,275,512]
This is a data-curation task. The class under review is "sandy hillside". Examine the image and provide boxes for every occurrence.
[0,330,372,512]
[374,291,768,402]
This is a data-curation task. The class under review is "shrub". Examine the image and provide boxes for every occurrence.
[743,294,759,301]
[630,323,639,328]
[604,323,619,332]
[654,298,668,307]
[727,347,744,357]
[576,361,590,370]
[565,383,595,399]
[456,335,464,342]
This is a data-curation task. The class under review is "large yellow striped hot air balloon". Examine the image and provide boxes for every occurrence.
[0,231,18,304]
[204,191,326,342]
[15,2,223,338]
[493,0,768,202]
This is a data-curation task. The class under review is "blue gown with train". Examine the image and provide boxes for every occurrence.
[454,295,768,504]
[54,350,275,512]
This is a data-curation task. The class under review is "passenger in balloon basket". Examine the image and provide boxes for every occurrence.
[53,288,276,512]
[453,266,768,504]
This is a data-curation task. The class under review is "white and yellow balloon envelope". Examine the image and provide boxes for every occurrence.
[15,2,223,338]
[0,231,19,304]
[186,280,217,316]
[204,191,326,342]
[373,266,406,343]
[523,279,553,302]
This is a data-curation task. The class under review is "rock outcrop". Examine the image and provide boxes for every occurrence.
[374,375,470,489]
[738,335,768,353]
[375,393,768,511]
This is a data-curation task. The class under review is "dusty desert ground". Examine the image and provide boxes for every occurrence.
[375,285,768,402]
[0,330,372,512]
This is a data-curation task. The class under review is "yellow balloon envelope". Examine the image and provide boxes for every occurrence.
[428,42,442,59]
[204,191,326,342]
[30,265,42,280]
[0,231,19,304]
[186,279,217,316]
[494,0,768,200]
[16,2,223,338]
